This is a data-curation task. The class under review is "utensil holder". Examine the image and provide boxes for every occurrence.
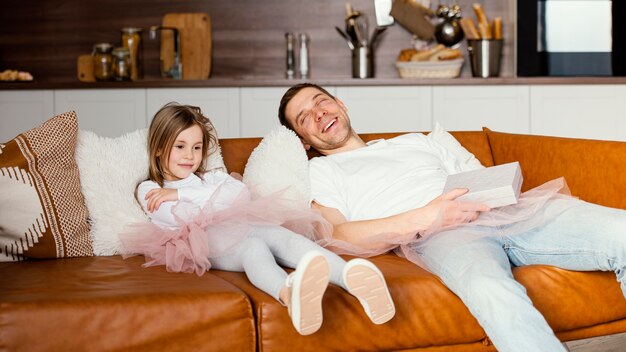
[467,39,503,78]
[352,46,374,79]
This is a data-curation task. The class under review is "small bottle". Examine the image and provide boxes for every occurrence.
[111,47,131,81]
[298,33,310,79]
[92,43,113,81]
[285,32,295,79]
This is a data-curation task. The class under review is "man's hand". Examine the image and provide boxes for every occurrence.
[145,188,178,212]
[415,188,491,235]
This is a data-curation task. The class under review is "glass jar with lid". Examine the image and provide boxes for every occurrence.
[121,27,143,81]
[111,47,131,81]
[92,43,113,81]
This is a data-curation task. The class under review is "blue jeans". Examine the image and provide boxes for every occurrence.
[411,200,626,352]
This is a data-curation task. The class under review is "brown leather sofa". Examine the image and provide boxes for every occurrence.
[2,129,626,352]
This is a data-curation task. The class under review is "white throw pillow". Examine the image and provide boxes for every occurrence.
[75,128,225,256]
[242,126,310,210]
[428,122,484,169]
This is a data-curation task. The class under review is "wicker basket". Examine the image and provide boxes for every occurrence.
[395,59,464,79]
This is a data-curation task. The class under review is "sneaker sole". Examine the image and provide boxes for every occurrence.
[344,260,395,325]
[293,254,330,335]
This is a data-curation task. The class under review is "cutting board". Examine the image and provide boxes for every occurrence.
[161,13,212,80]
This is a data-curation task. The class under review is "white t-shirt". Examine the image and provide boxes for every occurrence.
[309,133,476,221]
[137,170,246,229]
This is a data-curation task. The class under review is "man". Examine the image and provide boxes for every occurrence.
[277,83,626,352]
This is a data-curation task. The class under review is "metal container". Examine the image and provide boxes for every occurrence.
[352,46,373,79]
[467,39,503,78]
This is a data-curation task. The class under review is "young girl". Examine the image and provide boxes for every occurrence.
[120,103,395,335]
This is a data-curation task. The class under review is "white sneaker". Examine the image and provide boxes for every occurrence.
[343,258,396,325]
[285,251,330,335]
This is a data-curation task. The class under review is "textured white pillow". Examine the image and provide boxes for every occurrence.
[428,122,484,169]
[242,126,310,210]
[75,128,225,256]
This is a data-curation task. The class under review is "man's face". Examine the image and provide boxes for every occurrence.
[284,87,352,153]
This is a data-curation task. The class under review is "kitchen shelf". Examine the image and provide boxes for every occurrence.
[3,76,626,90]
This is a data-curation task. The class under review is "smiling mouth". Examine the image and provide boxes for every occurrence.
[322,119,336,133]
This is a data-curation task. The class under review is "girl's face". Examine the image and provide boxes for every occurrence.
[162,124,204,181]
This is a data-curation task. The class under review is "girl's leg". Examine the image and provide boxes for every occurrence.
[251,225,396,324]
[211,237,287,301]
[414,230,567,352]
[249,225,347,288]
[505,201,626,297]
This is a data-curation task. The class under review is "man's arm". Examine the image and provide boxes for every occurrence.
[312,189,490,250]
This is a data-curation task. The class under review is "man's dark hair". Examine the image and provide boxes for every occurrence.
[278,83,336,132]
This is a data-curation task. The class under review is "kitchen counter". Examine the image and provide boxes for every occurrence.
[3,76,626,90]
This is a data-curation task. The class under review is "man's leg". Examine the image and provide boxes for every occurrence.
[505,200,626,297]
[414,230,567,352]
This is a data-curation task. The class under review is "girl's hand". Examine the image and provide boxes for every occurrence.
[145,188,178,212]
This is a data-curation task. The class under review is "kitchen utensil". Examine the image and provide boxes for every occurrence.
[161,13,212,80]
[335,26,355,50]
[435,18,464,46]
[285,32,296,79]
[150,25,182,80]
[370,26,388,48]
[77,55,95,82]
[345,3,361,45]
[298,33,310,79]
[374,0,394,26]
[390,0,435,40]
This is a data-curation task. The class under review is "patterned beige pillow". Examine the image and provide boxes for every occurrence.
[0,111,92,261]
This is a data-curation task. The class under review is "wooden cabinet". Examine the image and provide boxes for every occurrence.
[2,84,625,142]
[530,85,626,141]
[0,90,54,141]
[54,89,146,138]
[146,88,240,138]
[432,86,530,133]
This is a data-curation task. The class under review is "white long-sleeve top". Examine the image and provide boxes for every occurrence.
[137,170,247,230]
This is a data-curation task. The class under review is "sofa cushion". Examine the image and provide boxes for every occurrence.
[214,254,492,351]
[0,256,255,352]
[75,127,227,256]
[242,125,310,209]
[484,128,626,209]
[214,253,626,351]
[75,129,150,256]
[0,111,92,261]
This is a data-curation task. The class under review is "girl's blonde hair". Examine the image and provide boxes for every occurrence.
[147,102,218,186]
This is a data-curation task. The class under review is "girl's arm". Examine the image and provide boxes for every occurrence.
[137,181,180,229]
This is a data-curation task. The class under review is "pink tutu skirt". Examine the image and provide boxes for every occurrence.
[312,177,582,268]
[119,185,332,276]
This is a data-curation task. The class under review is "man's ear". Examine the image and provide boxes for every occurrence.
[336,97,348,112]
[299,138,311,151]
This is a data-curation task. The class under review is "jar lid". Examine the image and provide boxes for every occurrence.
[93,42,113,52]
[121,27,142,34]
[111,47,130,58]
